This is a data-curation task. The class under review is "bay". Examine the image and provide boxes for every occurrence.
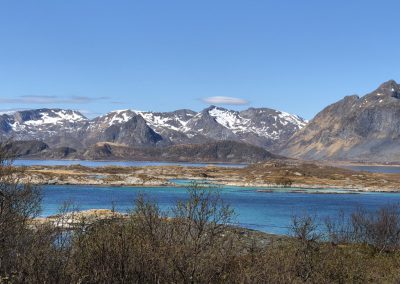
[41,184,400,235]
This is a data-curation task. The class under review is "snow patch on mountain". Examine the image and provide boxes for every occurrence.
[24,110,85,126]
[208,107,251,133]
[106,110,133,125]
[91,110,135,129]
[10,109,86,131]
[135,112,179,131]
[134,110,195,132]
[277,111,307,128]
[205,106,306,140]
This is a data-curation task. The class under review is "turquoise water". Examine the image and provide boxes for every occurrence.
[41,184,400,235]
[15,159,245,168]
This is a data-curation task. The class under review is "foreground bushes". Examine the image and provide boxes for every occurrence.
[69,188,238,283]
[2,185,400,283]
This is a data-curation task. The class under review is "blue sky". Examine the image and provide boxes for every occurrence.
[1,0,399,119]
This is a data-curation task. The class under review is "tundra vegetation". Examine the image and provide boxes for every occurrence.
[1,145,400,283]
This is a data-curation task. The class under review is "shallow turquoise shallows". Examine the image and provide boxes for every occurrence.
[41,184,400,235]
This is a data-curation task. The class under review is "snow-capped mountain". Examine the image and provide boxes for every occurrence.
[0,106,307,150]
[0,109,89,149]
[0,109,86,136]
[179,106,307,149]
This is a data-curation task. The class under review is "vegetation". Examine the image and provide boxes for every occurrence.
[274,172,293,187]
[2,144,400,283]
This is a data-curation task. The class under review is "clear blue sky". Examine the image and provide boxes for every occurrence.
[1,0,399,119]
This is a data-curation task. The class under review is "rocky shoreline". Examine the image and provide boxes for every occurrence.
[18,160,400,192]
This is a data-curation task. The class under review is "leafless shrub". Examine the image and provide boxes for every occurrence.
[325,209,353,244]
[291,213,320,243]
[350,205,400,253]
[289,214,322,281]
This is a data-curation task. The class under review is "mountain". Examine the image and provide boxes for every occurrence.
[0,108,86,135]
[85,111,164,147]
[280,80,400,162]
[0,109,89,149]
[0,106,306,151]
[15,140,280,163]
[182,106,306,150]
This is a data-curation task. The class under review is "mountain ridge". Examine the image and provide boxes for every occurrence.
[7,140,281,164]
[0,106,307,151]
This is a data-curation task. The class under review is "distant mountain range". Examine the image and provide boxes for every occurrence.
[3,79,400,163]
[0,106,306,152]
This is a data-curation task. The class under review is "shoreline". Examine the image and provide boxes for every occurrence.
[16,157,400,167]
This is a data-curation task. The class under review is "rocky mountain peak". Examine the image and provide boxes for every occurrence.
[375,79,400,98]
[204,105,219,111]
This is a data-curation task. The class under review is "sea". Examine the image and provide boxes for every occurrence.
[16,159,400,235]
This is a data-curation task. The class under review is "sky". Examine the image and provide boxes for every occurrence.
[1,0,400,119]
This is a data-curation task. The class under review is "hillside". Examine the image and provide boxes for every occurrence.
[11,140,280,164]
[280,80,400,162]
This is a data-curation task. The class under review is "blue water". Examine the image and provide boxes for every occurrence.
[15,159,245,168]
[41,184,400,235]
[344,165,400,174]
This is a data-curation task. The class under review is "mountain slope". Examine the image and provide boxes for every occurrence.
[280,80,400,162]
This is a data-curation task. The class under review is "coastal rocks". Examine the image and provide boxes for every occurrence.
[34,209,127,229]
[23,168,171,187]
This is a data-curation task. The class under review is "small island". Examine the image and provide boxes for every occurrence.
[20,159,400,192]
